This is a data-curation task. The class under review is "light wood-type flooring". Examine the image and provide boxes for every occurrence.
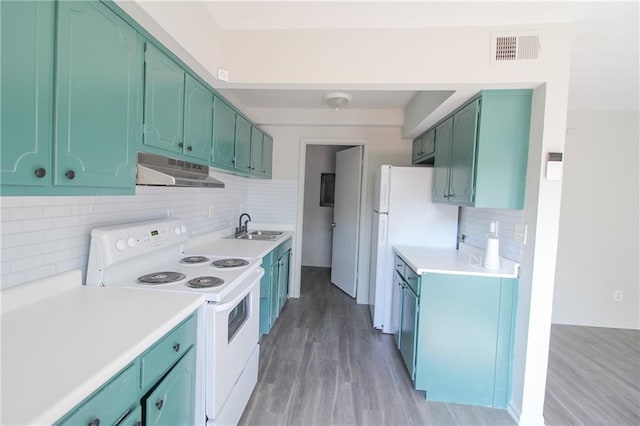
[240,266,639,425]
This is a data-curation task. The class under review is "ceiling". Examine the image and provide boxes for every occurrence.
[202,1,639,112]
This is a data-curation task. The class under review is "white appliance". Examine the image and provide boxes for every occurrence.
[86,218,263,426]
[368,166,458,334]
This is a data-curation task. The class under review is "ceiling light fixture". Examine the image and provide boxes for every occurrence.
[323,92,352,109]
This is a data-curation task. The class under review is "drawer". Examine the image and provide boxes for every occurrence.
[405,267,420,295]
[394,254,406,279]
[141,314,197,391]
[57,362,139,426]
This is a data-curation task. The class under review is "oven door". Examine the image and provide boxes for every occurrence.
[205,267,262,420]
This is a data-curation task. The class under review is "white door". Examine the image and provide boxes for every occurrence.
[330,146,363,297]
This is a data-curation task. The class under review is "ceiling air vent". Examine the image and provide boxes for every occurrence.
[492,32,540,62]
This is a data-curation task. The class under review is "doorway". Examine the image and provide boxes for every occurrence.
[295,139,366,300]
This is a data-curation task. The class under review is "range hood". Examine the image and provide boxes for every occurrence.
[136,152,225,188]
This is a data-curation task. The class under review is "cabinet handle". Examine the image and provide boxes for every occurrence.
[65,170,75,180]
[172,342,180,352]
[187,145,192,152]
[155,399,164,410]
[133,422,142,426]
[34,168,46,178]
[178,142,184,149]
[88,418,100,426]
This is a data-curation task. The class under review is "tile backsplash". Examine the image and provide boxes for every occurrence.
[459,207,525,262]
[0,173,298,289]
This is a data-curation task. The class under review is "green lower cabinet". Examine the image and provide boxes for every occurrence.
[55,362,140,426]
[259,238,292,336]
[144,348,196,426]
[414,273,518,408]
[55,314,197,425]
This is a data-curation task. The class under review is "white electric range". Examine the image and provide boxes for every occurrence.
[86,218,263,426]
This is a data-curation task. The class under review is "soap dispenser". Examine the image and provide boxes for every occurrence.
[483,221,500,270]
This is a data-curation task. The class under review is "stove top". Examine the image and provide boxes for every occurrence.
[186,276,224,289]
[180,256,210,265]
[211,258,250,268]
[137,271,187,285]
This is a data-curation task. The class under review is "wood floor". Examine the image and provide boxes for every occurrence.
[239,266,515,425]
[240,266,640,425]
[544,325,640,425]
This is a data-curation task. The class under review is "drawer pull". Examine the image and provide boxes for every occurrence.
[172,342,181,352]
[155,399,164,410]
[178,142,184,149]
[65,170,75,180]
[88,418,100,426]
[35,167,46,178]
[187,145,192,152]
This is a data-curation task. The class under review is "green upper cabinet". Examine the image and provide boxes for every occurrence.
[183,75,213,162]
[55,0,142,189]
[432,117,453,203]
[250,127,264,176]
[431,90,532,209]
[143,43,185,155]
[448,99,479,204]
[0,1,54,187]
[143,43,215,163]
[411,129,435,165]
[262,134,273,179]
[212,96,236,170]
[234,114,252,173]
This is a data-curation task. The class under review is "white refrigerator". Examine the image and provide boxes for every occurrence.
[368,165,459,334]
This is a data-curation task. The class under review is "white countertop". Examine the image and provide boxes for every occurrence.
[185,231,293,259]
[1,285,204,425]
[393,243,520,278]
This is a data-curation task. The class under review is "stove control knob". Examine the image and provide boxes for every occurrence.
[174,227,181,235]
[181,225,187,234]
[115,239,126,251]
[127,237,137,248]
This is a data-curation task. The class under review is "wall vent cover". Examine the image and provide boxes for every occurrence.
[492,32,540,62]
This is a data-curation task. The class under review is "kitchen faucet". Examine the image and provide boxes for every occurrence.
[236,213,252,237]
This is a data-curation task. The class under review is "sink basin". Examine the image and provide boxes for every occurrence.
[248,230,283,237]
[226,230,285,241]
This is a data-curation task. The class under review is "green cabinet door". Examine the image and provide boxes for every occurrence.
[143,43,184,155]
[1,1,54,187]
[277,249,291,312]
[250,127,263,176]
[411,136,423,163]
[212,96,236,170]
[55,1,142,188]
[432,117,453,202]
[399,282,419,382]
[448,99,479,205]
[262,134,273,178]
[183,75,213,162]
[268,261,279,331]
[145,348,196,426]
[234,114,252,173]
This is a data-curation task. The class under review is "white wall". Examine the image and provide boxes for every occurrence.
[301,146,342,267]
[0,172,249,289]
[553,111,640,330]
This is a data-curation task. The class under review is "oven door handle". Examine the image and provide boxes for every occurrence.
[214,271,261,312]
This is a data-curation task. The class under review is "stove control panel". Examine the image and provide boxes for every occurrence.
[89,218,188,268]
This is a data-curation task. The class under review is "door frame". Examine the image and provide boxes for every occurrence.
[292,138,368,301]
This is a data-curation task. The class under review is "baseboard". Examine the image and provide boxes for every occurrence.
[507,402,521,424]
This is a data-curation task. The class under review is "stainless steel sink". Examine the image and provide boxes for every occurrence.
[226,230,285,241]
[248,230,283,237]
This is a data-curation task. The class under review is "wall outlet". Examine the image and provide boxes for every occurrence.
[614,290,623,303]
[217,67,229,82]
[514,223,528,244]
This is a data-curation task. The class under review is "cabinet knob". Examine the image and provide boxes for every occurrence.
[34,168,46,178]
[88,418,100,426]
[133,422,142,426]
[187,145,192,152]
[65,170,75,180]
[155,399,164,410]
[178,142,184,149]
[172,342,180,352]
